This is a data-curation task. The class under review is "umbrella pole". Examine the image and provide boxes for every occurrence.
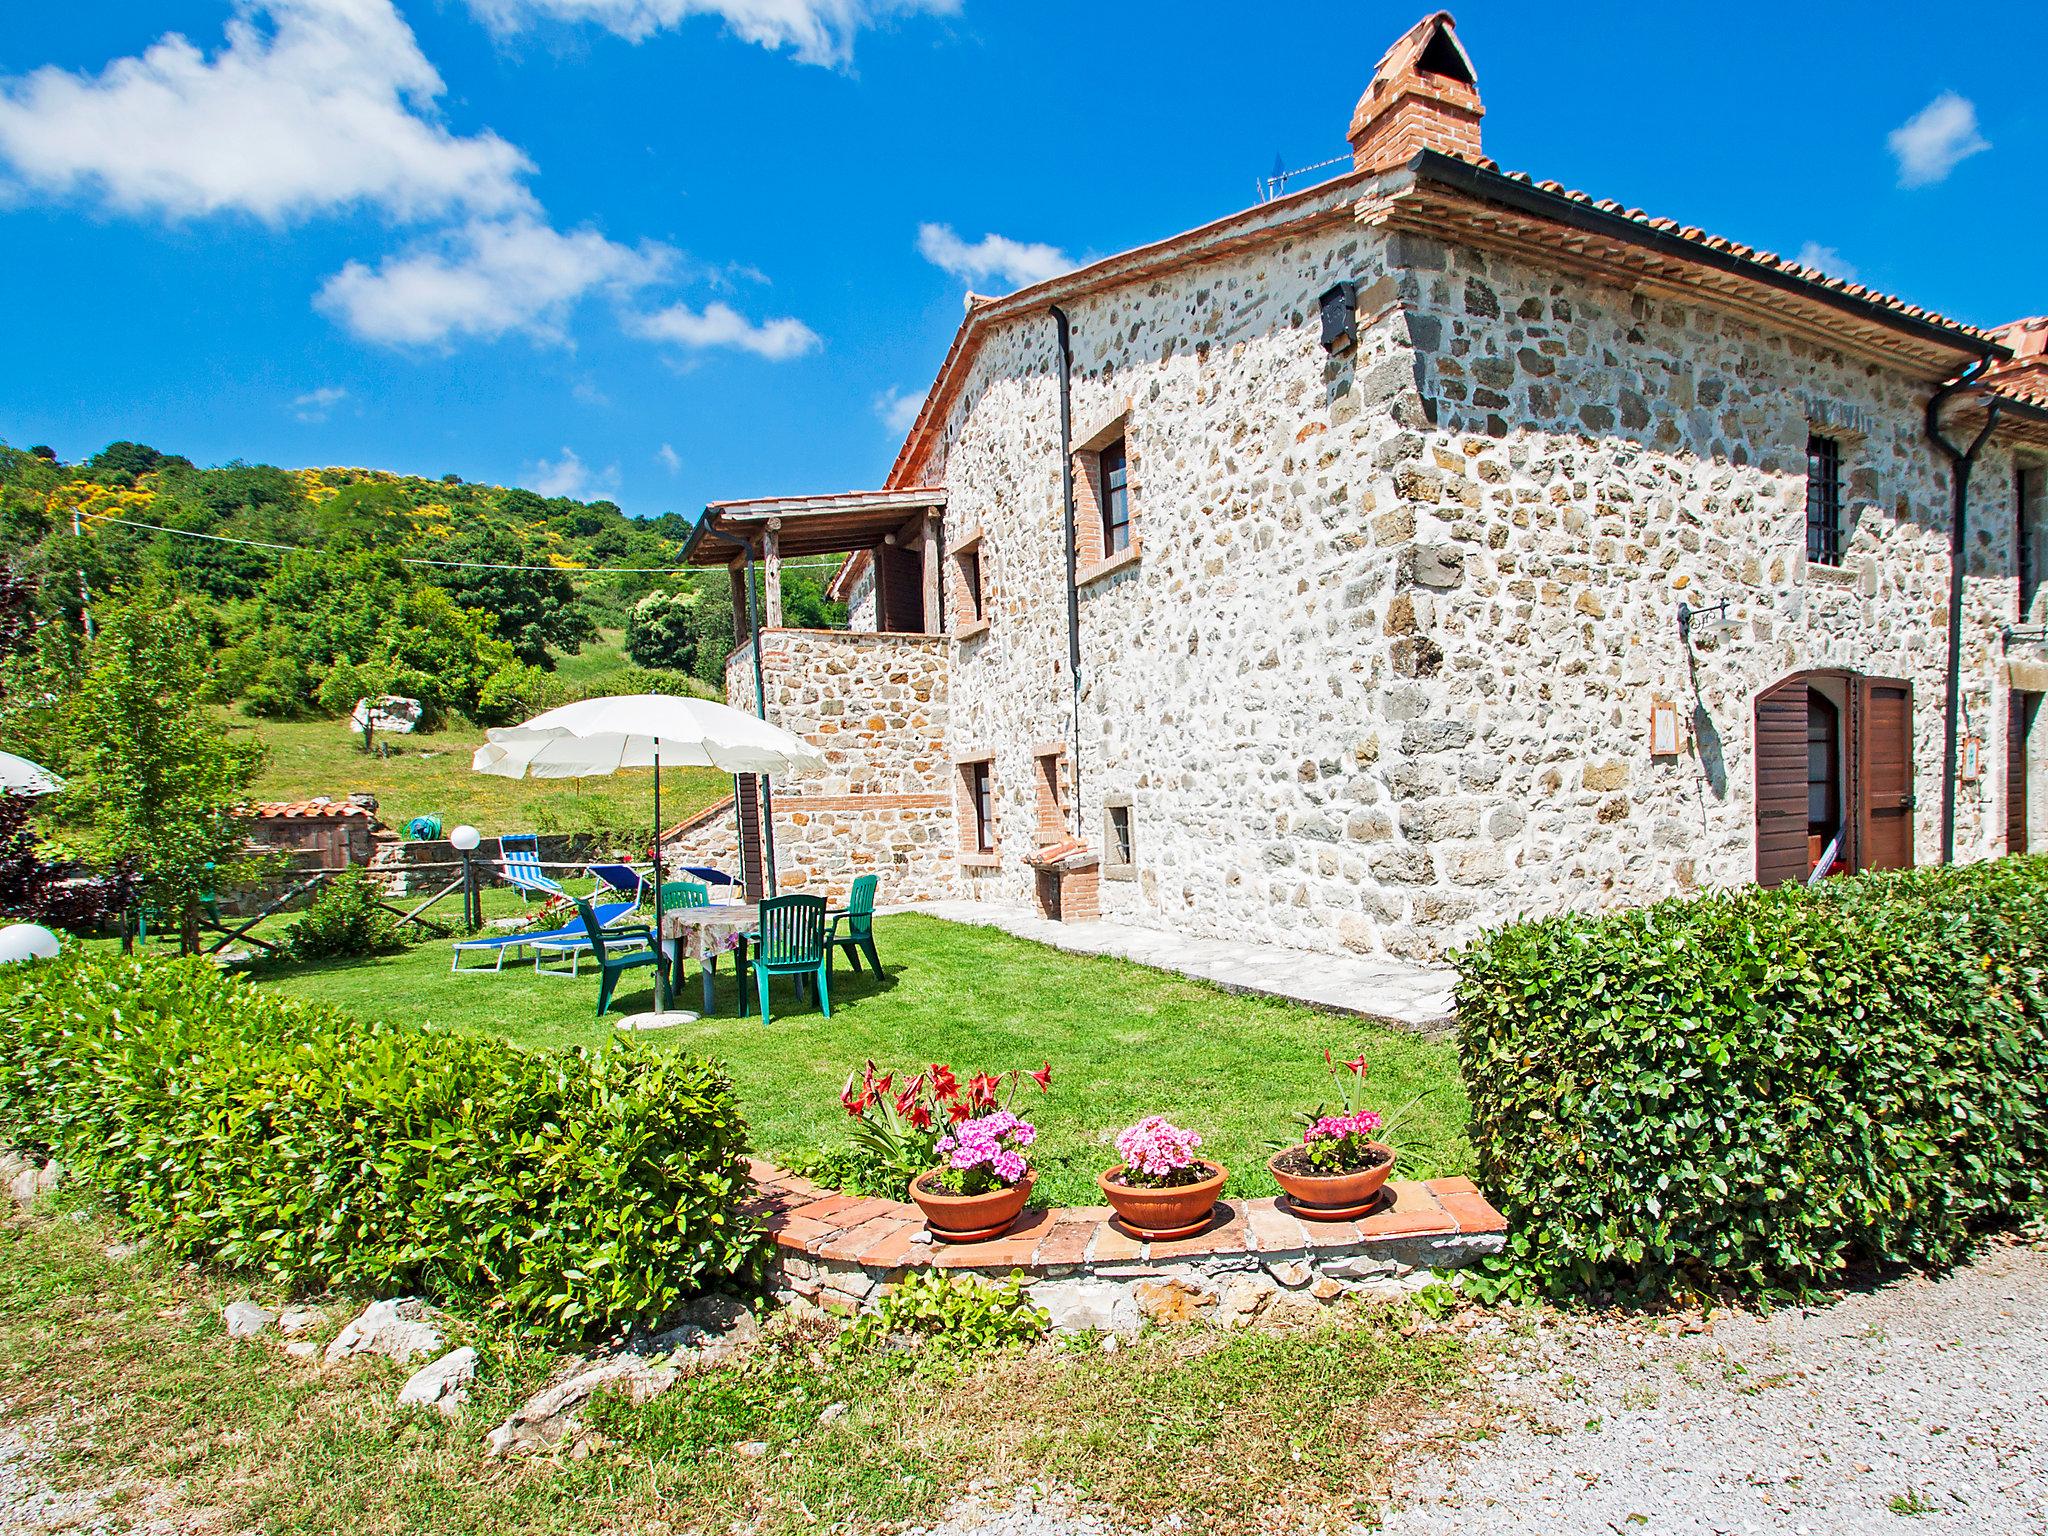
[652,747,669,1011]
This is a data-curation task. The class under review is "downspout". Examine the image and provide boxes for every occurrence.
[1050,305,1084,833]
[1925,359,2004,864]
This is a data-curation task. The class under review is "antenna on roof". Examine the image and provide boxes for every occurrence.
[1259,151,1352,203]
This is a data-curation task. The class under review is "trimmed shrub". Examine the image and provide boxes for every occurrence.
[1455,858,2048,1302]
[282,868,405,960]
[0,953,765,1336]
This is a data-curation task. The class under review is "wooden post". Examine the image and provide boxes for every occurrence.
[728,560,748,645]
[922,508,942,635]
[763,520,783,630]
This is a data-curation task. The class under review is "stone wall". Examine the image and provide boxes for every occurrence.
[725,628,956,903]
[905,208,2028,960]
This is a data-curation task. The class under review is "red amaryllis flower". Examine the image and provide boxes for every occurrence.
[1029,1061,1053,1092]
[968,1072,1002,1109]
[1343,1054,1370,1077]
[947,1099,973,1124]
[907,1102,933,1131]
[872,1072,893,1101]
[893,1081,922,1118]
[928,1064,959,1100]
[840,1077,866,1117]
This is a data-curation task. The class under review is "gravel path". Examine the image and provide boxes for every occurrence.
[909,1239,2048,1536]
[1382,1237,2048,1535]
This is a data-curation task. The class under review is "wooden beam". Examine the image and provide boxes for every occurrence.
[728,561,748,645]
[922,509,942,635]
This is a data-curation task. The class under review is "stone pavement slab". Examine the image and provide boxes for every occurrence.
[901,899,1456,1034]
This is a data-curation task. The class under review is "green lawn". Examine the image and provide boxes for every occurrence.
[259,910,1470,1205]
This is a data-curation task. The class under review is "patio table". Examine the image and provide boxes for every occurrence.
[659,904,756,1014]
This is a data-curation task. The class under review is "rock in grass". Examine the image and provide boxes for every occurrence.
[398,1346,478,1416]
[486,1355,677,1458]
[222,1302,277,1339]
[324,1298,445,1366]
[2,1152,60,1210]
[276,1307,325,1337]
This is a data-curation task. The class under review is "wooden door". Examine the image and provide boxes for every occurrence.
[1754,680,1811,886]
[1853,676,1915,871]
[2011,699,2030,855]
[735,773,765,902]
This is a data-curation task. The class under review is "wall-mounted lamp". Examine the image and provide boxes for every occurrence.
[1677,598,1730,645]
[1318,281,1358,355]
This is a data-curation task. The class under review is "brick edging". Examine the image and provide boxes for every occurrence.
[743,1158,1508,1322]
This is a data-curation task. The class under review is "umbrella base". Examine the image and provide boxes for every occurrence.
[614,1010,701,1031]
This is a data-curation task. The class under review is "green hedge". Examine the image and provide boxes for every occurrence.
[1455,857,2048,1302]
[0,953,765,1337]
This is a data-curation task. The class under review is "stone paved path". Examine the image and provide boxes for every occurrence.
[907,900,1456,1033]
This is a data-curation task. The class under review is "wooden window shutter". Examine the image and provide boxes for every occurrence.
[735,773,766,901]
[1852,676,1915,872]
[1754,681,1810,887]
[2010,698,2028,855]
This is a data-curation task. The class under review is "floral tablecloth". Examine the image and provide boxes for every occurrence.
[658,905,753,961]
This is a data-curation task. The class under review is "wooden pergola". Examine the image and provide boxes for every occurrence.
[683,487,949,635]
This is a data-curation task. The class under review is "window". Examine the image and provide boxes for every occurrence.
[1102,794,1134,878]
[970,760,994,853]
[1806,434,1844,567]
[1108,804,1133,865]
[2021,466,2043,618]
[1099,437,1131,555]
[961,549,983,621]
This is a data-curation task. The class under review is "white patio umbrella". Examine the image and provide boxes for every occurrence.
[0,751,64,797]
[472,692,824,907]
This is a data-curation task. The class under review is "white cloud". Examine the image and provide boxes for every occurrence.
[465,0,958,67]
[531,446,618,499]
[1887,92,1990,188]
[316,215,673,346]
[292,385,349,422]
[874,385,925,435]
[916,222,1074,292]
[0,0,533,223]
[1794,242,1857,282]
[656,442,682,473]
[625,301,821,360]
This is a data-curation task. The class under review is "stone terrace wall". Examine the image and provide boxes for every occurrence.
[725,629,956,903]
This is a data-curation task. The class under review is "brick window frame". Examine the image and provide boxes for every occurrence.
[951,526,989,639]
[1031,741,1069,847]
[1102,793,1135,880]
[953,751,999,867]
[1072,402,1139,587]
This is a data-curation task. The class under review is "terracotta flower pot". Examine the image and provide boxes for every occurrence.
[1268,1142,1394,1221]
[911,1170,1033,1243]
[1097,1160,1228,1239]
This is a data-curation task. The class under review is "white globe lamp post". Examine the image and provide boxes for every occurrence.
[449,825,482,929]
[0,923,61,964]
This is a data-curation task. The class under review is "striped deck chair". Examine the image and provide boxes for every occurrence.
[496,834,566,899]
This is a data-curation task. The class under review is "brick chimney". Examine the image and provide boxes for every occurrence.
[1348,12,1483,173]
[1985,317,2048,405]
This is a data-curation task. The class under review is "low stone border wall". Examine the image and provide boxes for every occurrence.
[747,1159,1507,1334]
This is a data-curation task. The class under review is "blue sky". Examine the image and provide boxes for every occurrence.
[3,0,2042,522]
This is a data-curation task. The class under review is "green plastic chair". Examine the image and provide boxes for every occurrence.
[748,895,829,1026]
[568,895,661,1017]
[658,879,712,997]
[827,874,883,978]
[659,880,710,912]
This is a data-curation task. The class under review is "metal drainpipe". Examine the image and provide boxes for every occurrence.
[1051,305,1083,834]
[1925,359,2005,864]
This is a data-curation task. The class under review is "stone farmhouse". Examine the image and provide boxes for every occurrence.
[681,12,2048,962]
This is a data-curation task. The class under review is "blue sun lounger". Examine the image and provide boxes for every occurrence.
[497,834,567,899]
[450,898,639,973]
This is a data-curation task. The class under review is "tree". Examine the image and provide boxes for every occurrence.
[58,596,265,952]
[624,587,700,673]
[431,523,596,666]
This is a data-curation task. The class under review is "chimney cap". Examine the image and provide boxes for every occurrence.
[1348,13,1484,172]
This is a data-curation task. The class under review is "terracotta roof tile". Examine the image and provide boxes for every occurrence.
[247,799,375,820]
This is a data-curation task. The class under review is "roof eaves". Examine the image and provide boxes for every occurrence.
[1404,150,2009,361]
